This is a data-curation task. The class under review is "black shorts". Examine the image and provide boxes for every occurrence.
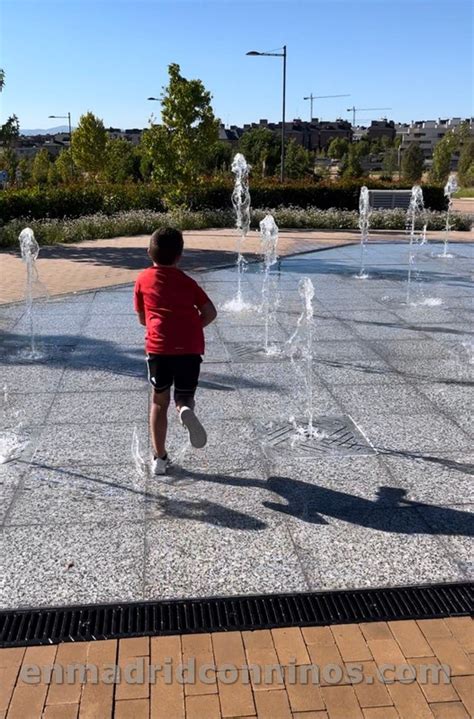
[146,353,202,401]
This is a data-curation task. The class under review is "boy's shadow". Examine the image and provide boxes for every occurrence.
[169,468,474,536]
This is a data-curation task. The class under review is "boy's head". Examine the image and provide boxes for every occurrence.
[148,227,184,266]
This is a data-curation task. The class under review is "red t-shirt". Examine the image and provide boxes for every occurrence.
[133,265,211,355]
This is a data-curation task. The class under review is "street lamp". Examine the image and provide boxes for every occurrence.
[246,46,287,182]
[48,112,72,139]
[49,113,73,174]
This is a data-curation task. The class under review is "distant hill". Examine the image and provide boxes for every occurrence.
[20,125,71,135]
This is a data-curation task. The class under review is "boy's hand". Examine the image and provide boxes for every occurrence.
[137,311,146,326]
[200,301,217,328]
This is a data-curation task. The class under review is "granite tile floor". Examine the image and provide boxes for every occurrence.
[0,241,472,609]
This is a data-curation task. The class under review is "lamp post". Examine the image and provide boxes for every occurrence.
[49,113,73,174]
[246,46,287,182]
[48,112,72,139]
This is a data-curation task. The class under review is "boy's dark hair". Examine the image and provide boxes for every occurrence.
[149,227,184,265]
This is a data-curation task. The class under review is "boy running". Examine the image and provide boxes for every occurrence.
[134,227,217,475]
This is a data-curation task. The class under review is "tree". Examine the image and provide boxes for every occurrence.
[17,157,32,186]
[55,148,75,184]
[458,138,474,186]
[47,161,60,186]
[204,141,233,174]
[142,63,219,206]
[327,137,349,160]
[284,138,312,179]
[0,114,19,148]
[238,127,280,177]
[0,147,18,181]
[103,138,135,182]
[401,143,424,183]
[352,138,371,159]
[71,111,107,175]
[341,145,363,178]
[0,68,5,91]
[430,130,458,183]
[31,148,51,185]
[382,148,398,179]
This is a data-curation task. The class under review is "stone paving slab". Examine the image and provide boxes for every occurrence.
[0,242,473,611]
[0,618,473,718]
[1,227,472,304]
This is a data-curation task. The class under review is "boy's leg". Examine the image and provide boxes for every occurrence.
[173,354,202,411]
[173,355,207,449]
[150,388,170,458]
[146,354,173,459]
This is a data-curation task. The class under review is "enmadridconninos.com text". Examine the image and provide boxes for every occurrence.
[19,658,451,686]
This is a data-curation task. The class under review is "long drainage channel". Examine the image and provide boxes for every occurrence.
[1,582,472,648]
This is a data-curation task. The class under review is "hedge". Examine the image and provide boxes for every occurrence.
[0,207,470,248]
[0,180,447,223]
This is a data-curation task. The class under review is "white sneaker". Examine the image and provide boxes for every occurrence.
[151,455,169,476]
[179,407,207,448]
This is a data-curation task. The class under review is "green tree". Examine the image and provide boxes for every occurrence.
[0,114,19,148]
[17,157,32,186]
[31,148,51,185]
[341,145,363,178]
[238,127,280,176]
[327,137,349,160]
[103,138,135,182]
[430,131,458,183]
[47,161,60,186]
[382,148,398,179]
[55,148,75,184]
[204,141,233,174]
[71,111,107,175]
[352,138,371,159]
[142,63,219,206]
[401,143,424,183]
[0,147,18,181]
[284,138,312,179]
[457,138,474,186]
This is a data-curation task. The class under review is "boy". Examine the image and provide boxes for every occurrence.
[134,227,217,475]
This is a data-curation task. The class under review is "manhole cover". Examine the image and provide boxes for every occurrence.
[228,342,286,363]
[261,415,376,457]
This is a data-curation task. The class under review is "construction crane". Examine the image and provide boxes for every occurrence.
[303,94,350,122]
[346,106,392,126]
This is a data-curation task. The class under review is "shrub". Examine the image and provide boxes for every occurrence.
[0,206,470,248]
[0,179,448,223]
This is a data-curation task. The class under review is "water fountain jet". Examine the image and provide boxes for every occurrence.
[406,186,428,305]
[259,214,279,353]
[437,173,458,259]
[223,153,252,312]
[355,186,371,279]
[18,227,47,358]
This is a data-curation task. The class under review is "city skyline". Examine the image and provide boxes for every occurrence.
[1,0,472,130]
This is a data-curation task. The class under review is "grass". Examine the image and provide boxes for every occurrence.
[0,206,471,248]
[454,188,474,198]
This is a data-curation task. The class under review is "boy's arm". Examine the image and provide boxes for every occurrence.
[199,300,217,328]
[133,278,146,326]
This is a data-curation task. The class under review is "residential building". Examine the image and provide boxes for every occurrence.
[399,117,474,158]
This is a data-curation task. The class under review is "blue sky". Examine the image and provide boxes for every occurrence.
[1,0,472,130]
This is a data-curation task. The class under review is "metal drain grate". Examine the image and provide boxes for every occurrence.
[227,342,286,363]
[262,415,376,456]
[0,583,471,648]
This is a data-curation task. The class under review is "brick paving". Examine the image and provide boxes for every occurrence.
[1,618,473,718]
[1,228,472,305]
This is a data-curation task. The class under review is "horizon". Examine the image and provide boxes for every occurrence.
[1,0,473,130]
